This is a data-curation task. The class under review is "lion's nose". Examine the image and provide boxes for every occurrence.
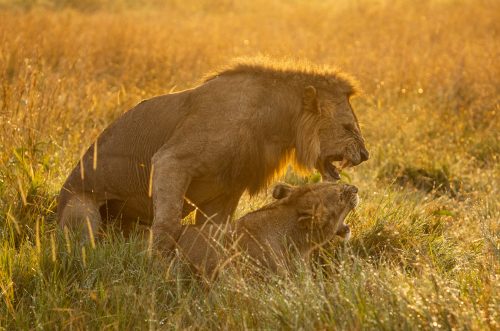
[360,148,370,162]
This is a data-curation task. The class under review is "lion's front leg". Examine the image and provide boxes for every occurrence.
[151,151,192,253]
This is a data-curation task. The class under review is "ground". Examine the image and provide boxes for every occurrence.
[0,0,499,329]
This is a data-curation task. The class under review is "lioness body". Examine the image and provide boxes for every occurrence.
[58,58,368,251]
[179,182,358,277]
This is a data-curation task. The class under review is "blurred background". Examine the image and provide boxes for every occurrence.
[0,1,498,328]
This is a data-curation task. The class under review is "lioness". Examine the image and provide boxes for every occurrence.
[58,58,369,252]
[178,182,358,277]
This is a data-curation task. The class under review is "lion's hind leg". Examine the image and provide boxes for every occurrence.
[59,194,102,240]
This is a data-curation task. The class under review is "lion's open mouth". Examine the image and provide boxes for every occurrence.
[322,155,353,181]
[340,158,353,169]
[324,157,341,180]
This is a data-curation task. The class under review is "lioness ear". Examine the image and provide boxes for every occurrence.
[272,183,293,199]
[302,85,319,113]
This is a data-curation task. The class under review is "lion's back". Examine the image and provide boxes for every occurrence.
[61,91,192,196]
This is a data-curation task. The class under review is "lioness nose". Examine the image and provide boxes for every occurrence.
[360,148,370,162]
[346,185,358,194]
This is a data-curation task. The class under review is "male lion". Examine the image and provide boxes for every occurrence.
[178,182,359,277]
[58,58,369,252]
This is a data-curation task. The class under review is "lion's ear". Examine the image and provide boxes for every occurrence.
[272,183,293,199]
[302,85,319,113]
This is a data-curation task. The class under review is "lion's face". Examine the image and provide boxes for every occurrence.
[302,86,369,181]
[273,182,358,239]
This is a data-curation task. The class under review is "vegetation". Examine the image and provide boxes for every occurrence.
[1,0,498,329]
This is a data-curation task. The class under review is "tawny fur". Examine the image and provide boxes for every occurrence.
[203,57,360,97]
[178,182,359,279]
[57,57,368,252]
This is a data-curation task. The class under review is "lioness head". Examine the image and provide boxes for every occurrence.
[179,182,359,277]
[301,85,369,181]
[272,182,358,242]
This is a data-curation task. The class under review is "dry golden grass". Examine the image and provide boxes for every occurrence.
[0,0,499,329]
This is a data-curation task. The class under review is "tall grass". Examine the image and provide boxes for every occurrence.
[1,0,499,329]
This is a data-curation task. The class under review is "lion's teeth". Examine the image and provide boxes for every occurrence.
[339,159,350,169]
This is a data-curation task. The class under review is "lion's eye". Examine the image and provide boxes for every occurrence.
[342,123,355,132]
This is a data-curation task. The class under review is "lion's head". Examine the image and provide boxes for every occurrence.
[272,182,358,241]
[203,57,368,189]
[297,85,369,181]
